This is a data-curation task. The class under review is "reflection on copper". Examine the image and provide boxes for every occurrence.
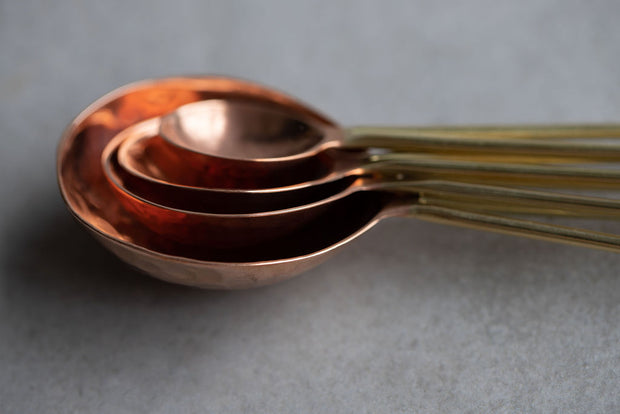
[160,100,328,160]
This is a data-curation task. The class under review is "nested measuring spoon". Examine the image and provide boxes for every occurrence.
[104,116,620,255]
[113,115,620,216]
[59,76,620,289]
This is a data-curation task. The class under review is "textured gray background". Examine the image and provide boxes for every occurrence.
[1,1,619,412]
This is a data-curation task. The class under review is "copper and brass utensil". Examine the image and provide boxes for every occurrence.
[58,76,620,289]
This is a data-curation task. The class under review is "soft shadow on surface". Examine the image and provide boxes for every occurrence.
[0,191,294,385]
[0,187,313,307]
[2,198,204,298]
[1,189,311,411]
[3,189,620,412]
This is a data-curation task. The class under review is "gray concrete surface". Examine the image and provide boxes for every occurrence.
[1,1,619,412]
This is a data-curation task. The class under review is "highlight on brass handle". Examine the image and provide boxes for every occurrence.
[401,180,620,218]
[348,123,620,140]
[409,204,620,253]
[400,180,620,252]
[372,153,620,188]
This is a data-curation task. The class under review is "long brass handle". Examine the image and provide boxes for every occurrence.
[370,154,620,189]
[346,125,620,162]
[392,180,620,217]
[409,204,620,253]
[348,124,620,140]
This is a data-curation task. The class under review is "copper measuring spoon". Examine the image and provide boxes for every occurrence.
[119,98,620,193]
[162,99,620,168]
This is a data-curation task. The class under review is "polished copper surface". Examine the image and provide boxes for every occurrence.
[161,99,331,161]
[112,123,359,214]
[117,116,341,191]
[103,135,346,248]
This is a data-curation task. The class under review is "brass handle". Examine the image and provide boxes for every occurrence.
[383,180,620,251]
[409,204,620,253]
[371,154,620,188]
[346,125,620,162]
[343,125,620,252]
[398,180,620,217]
[348,124,620,139]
